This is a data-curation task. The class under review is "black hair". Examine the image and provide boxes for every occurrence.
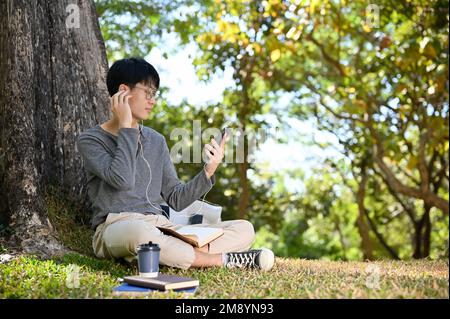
[106,57,160,96]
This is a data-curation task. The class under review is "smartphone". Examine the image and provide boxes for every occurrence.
[214,127,229,145]
[208,128,229,156]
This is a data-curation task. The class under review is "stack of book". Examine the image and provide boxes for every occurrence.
[113,274,199,297]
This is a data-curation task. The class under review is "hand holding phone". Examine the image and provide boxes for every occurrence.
[204,128,229,178]
[214,127,230,145]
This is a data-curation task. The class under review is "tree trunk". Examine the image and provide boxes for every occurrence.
[422,206,431,258]
[371,135,449,215]
[237,93,250,220]
[356,212,373,260]
[364,209,400,260]
[413,219,424,259]
[334,217,348,261]
[237,161,250,219]
[0,0,109,257]
[413,204,432,259]
[355,162,374,260]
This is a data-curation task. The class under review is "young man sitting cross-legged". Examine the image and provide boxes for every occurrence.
[76,57,274,271]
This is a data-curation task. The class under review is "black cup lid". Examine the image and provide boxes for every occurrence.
[137,241,160,252]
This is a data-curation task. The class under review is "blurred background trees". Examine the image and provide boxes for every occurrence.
[94,0,448,260]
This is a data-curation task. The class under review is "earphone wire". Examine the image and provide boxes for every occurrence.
[139,121,166,225]
[198,162,212,219]
[139,121,212,225]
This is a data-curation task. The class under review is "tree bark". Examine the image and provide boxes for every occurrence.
[334,217,348,261]
[237,161,250,219]
[355,162,374,260]
[236,76,251,220]
[413,218,424,259]
[422,205,431,258]
[413,204,432,259]
[363,209,400,260]
[369,125,449,215]
[0,0,109,257]
[375,166,438,259]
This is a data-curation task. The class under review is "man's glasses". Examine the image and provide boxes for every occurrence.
[134,84,158,100]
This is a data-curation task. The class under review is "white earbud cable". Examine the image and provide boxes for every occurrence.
[138,123,166,225]
[139,121,213,224]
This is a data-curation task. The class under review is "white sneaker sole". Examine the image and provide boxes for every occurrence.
[258,248,275,271]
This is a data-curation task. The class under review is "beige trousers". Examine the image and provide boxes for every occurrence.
[92,212,255,269]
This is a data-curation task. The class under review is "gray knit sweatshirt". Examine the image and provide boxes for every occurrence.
[76,124,215,230]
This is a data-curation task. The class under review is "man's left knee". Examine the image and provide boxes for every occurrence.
[236,220,255,244]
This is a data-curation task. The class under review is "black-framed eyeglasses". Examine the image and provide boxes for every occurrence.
[134,84,158,100]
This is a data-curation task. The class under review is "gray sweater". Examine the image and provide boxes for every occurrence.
[76,124,215,230]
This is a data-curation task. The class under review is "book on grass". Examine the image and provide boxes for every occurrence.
[113,283,197,297]
[157,225,224,248]
[123,274,199,291]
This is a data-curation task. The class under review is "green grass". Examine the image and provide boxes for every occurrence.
[0,253,448,298]
[0,191,448,299]
[45,188,94,256]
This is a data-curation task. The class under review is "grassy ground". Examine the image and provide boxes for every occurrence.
[0,252,448,299]
[0,192,448,299]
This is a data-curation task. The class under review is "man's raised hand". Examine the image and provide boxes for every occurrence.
[110,89,133,129]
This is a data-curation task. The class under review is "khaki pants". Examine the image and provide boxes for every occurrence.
[93,212,255,269]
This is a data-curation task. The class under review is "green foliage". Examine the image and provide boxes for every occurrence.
[255,164,363,261]
[144,99,289,230]
[95,0,449,261]
[95,0,206,63]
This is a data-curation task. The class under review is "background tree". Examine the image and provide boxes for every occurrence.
[281,0,449,258]
[0,0,109,256]
[95,0,201,61]
[1,0,446,262]
[193,0,448,259]
[94,0,449,260]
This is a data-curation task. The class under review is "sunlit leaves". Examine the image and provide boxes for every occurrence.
[96,0,449,259]
[270,49,281,62]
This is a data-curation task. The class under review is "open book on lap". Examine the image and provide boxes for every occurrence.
[157,225,224,248]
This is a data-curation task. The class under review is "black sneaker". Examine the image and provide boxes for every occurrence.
[225,248,274,271]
